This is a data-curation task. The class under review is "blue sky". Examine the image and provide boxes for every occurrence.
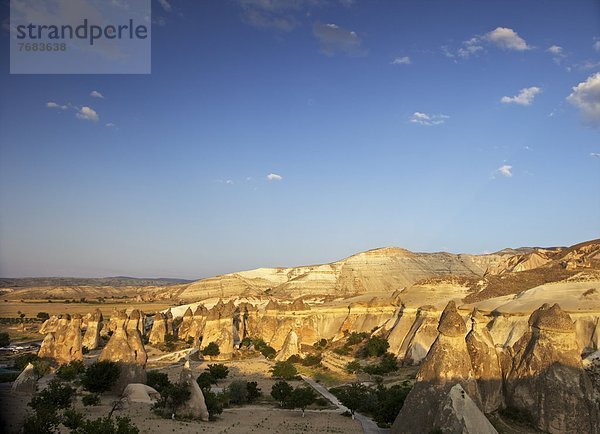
[0,0,599,279]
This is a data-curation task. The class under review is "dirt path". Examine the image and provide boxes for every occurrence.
[301,375,389,434]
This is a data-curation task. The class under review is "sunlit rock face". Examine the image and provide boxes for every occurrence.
[505,304,600,434]
[149,312,167,345]
[434,384,498,434]
[82,308,103,350]
[99,310,147,392]
[465,309,503,413]
[199,300,235,358]
[391,302,482,434]
[275,329,300,361]
[177,307,194,342]
[38,314,83,365]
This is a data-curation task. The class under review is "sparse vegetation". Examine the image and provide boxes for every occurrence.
[270,361,299,380]
[206,363,229,380]
[82,393,101,407]
[81,360,120,393]
[57,360,86,381]
[271,380,293,407]
[202,342,220,356]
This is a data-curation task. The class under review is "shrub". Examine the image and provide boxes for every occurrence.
[62,408,84,429]
[270,361,298,380]
[260,345,276,359]
[313,338,328,349]
[146,371,171,394]
[202,342,220,356]
[333,345,350,356]
[206,363,229,380]
[196,372,216,391]
[162,381,191,416]
[345,360,362,374]
[289,386,316,416]
[357,336,389,358]
[363,353,398,376]
[302,354,322,367]
[227,380,248,405]
[29,378,75,413]
[57,360,86,381]
[0,332,9,347]
[203,390,224,420]
[36,312,50,321]
[347,332,369,346]
[246,381,261,403]
[71,416,139,434]
[13,353,39,371]
[286,354,302,364]
[372,384,411,426]
[81,360,120,393]
[82,393,101,406]
[271,380,293,407]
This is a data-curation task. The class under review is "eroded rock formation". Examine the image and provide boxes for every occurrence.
[178,361,209,421]
[82,308,103,350]
[38,314,83,365]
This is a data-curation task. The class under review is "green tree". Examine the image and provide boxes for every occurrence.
[246,381,261,403]
[146,371,171,394]
[206,363,229,380]
[72,416,139,434]
[270,380,293,407]
[270,361,298,380]
[347,332,369,345]
[365,336,389,357]
[335,383,368,418]
[203,390,224,420]
[162,382,191,417]
[289,386,316,417]
[81,361,120,393]
[196,372,216,391]
[345,360,362,374]
[56,360,86,381]
[202,342,220,356]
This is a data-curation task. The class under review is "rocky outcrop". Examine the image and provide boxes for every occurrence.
[199,300,235,358]
[178,361,209,421]
[11,363,37,394]
[38,314,83,365]
[123,383,160,404]
[82,309,103,350]
[434,384,498,434]
[465,309,503,413]
[39,315,60,334]
[275,329,300,361]
[392,301,482,434]
[505,303,599,434]
[177,307,194,342]
[165,309,175,337]
[99,310,147,392]
[149,312,167,345]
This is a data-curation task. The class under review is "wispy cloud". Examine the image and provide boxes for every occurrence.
[594,40,600,52]
[158,0,172,12]
[90,90,104,99]
[46,101,67,110]
[313,22,366,56]
[105,122,116,128]
[76,106,99,122]
[567,72,600,128]
[500,86,541,106]
[590,153,600,158]
[409,111,449,126]
[496,165,513,177]
[391,56,411,65]
[267,173,283,181]
[546,45,566,64]
[485,27,531,51]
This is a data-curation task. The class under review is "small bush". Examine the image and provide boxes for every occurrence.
[0,332,9,347]
[260,345,276,359]
[286,354,302,364]
[36,312,50,321]
[357,336,389,358]
[202,342,220,356]
[347,332,369,346]
[81,360,120,393]
[29,378,75,413]
[206,363,229,380]
[270,361,298,380]
[313,338,328,349]
[62,408,84,429]
[333,345,351,356]
[204,390,224,420]
[13,353,39,371]
[163,381,191,416]
[246,381,261,403]
[57,360,86,381]
[72,416,139,434]
[82,393,101,406]
[146,371,171,394]
[345,360,362,374]
[302,354,322,367]
[227,380,248,405]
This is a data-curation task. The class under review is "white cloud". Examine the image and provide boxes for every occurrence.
[500,86,541,106]
[46,101,67,110]
[497,165,513,177]
[485,27,531,51]
[409,111,449,126]
[158,0,172,12]
[267,173,283,181]
[594,40,600,52]
[391,56,411,65]
[590,153,600,158]
[313,22,366,56]
[105,122,116,128]
[90,90,104,99]
[547,45,562,55]
[76,106,99,122]
[567,72,600,127]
